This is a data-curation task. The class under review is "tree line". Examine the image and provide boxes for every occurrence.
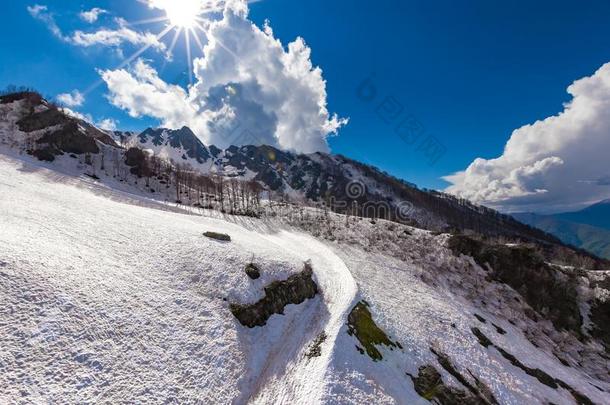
[123,147,264,216]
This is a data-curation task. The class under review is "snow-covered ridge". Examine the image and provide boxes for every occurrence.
[2,91,582,250]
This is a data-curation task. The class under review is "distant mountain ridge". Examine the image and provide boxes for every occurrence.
[514,201,610,259]
[135,127,214,164]
[114,126,586,247]
[555,199,610,231]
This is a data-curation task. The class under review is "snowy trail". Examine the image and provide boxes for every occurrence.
[249,231,358,404]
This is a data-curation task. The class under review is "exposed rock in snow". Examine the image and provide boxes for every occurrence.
[230,262,318,327]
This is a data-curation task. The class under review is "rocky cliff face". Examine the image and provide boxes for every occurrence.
[448,234,610,353]
[1,92,117,161]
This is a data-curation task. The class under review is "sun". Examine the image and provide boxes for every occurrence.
[161,0,203,28]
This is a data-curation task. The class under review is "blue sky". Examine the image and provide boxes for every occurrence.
[2,0,610,211]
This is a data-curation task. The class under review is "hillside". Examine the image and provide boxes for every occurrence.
[2,90,607,271]
[119,126,565,244]
[3,92,576,245]
[1,139,610,403]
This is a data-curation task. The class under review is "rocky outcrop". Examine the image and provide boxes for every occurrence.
[590,300,610,352]
[409,364,487,405]
[203,231,231,242]
[469,327,594,404]
[17,108,67,132]
[429,348,498,404]
[305,331,327,359]
[36,122,101,155]
[448,235,583,333]
[230,262,318,328]
[3,93,118,161]
[0,91,42,105]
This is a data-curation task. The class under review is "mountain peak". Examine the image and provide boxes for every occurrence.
[134,126,210,164]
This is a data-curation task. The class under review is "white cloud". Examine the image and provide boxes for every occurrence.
[56,90,85,107]
[99,59,196,127]
[96,118,119,131]
[79,7,108,23]
[27,4,69,41]
[101,0,347,153]
[71,19,167,55]
[28,5,167,57]
[444,62,610,213]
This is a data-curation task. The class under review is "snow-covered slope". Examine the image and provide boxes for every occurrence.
[0,152,350,403]
[1,150,609,404]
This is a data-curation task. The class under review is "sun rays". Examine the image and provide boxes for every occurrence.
[80,1,224,97]
[126,9,212,87]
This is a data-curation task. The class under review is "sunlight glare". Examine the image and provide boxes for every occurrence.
[158,0,203,28]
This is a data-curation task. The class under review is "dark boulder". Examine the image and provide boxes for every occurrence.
[245,263,261,280]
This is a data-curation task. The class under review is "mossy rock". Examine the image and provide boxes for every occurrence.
[347,301,397,361]
[203,231,231,242]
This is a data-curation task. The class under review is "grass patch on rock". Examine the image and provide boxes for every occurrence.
[347,301,398,361]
